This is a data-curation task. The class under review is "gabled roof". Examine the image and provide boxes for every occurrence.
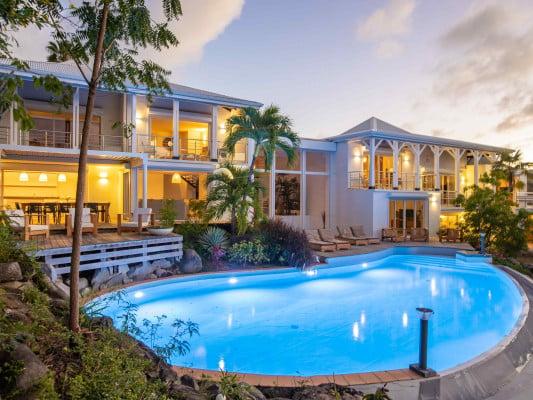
[0,59,262,108]
[329,117,509,152]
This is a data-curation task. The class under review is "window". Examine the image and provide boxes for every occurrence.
[275,149,300,171]
[275,173,300,216]
[306,151,328,172]
[389,199,426,230]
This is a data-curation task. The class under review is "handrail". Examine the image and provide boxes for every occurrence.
[218,140,247,163]
[516,191,533,208]
[137,134,209,160]
[16,129,129,151]
[441,190,459,207]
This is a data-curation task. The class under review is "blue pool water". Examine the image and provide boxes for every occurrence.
[92,254,523,376]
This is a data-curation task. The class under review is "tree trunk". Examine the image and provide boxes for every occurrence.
[69,2,110,332]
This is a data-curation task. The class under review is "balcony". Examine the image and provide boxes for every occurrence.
[137,135,209,161]
[348,171,418,190]
[0,127,9,144]
[441,190,459,208]
[218,140,247,164]
[14,130,130,152]
[516,192,533,209]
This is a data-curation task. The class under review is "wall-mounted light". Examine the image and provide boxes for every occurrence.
[19,172,29,182]
[98,170,108,185]
[38,173,48,183]
[171,173,182,184]
[58,173,67,183]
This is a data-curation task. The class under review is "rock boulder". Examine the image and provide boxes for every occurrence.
[179,249,203,274]
[0,261,23,283]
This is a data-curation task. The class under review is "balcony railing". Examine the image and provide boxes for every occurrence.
[137,134,209,161]
[15,130,129,152]
[516,192,533,209]
[348,171,368,189]
[0,127,9,144]
[348,171,418,190]
[441,190,459,208]
[218,140,247,164]
[81,133,129,152]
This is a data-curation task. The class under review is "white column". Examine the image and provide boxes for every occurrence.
[301,150,306,229]
[131,167,138,210]
[9,102,17,144]
[432,145,441,190]
[172,99,180,158]
[123,93,136,152]
[392,141,399,189]
[72,88,80,148]
[454,149,461,195]
[142,162,148,208]
[210,105,219,161]
[269,156,276,218]
[473,150,480,186]
[247,139,255,167]
[414,144,421,190]
[368,138,376,189]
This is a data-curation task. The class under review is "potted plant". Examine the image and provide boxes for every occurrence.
[148,199,177,235]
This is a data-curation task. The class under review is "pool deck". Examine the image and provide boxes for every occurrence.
[314,240,473,259]
[172,366,421,387]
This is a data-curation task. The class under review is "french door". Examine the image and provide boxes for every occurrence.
[389,199,426,231]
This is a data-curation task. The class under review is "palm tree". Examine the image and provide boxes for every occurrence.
[491,150,524,192]
[202,163,263,236]
[224,105,300,184]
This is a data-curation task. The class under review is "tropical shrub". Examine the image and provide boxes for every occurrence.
[228,240,268,266]
[174,221,208,254]
[258,219,313,268]
[159,199,177,228]
[457,174,530,257]
[198,227,229,269]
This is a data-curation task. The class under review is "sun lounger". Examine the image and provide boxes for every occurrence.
[318,229,351,250]
[336,226,368,245]
[304,229,337,252]
[410,227,429,242]
[351,225,381,244]
[381,228,406,242]
[439,228,460,243]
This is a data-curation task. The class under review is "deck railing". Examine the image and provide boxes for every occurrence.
[516,192,533,209]
[441,190,459,207]
[137,134,209,160]
[16,129,129,152]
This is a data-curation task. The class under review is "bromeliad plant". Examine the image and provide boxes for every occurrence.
[198,227,229,270]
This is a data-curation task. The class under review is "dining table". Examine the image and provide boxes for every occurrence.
[18,202,110,224]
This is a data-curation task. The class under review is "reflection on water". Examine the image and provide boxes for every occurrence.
[97,255,523,376]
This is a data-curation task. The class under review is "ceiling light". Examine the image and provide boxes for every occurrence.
[38,173,48,182]
[172,173,182,184]
[19,172,29,182]
[58,173,67,182]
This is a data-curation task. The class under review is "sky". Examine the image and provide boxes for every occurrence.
[12,0,533,160]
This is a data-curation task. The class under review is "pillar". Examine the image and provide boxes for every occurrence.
[131,167,138,210]
[414,144,421,190]
[210,105,218,161]
[172,99,180,158]
[454,149,461,195]
[142,162,148,208]
[368,138,376,189]
[301,150,307,229]
[432,146,441,191]
[9,102,17,144]
[123,93,137,152]
[72,88,80,148]
[392,141,399,190]
[473,150,479,186]
[269,155,276,218]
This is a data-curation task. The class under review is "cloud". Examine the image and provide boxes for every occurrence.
[10,0,244,78]
[496,99,533,131]
[356,0,416,58]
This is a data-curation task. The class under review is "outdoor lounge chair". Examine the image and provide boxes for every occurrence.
[66,208,98,237]
[117,208,154,235]
[351,225,381,244]
[336,226,368,246]
[381,228,406,242]
[5,209,50,240]
[439,228,460,243]
[304,229,337,252]
[410,227,429,242]
[318,229,352,250]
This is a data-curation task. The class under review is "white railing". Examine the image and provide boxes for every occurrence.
[80,133,129,152]
[516,192,533,209]
[348,171,368,189]
[441,190,459,207]
[218,140,247,164]
[0,126,9,144]
[19,129,73,148]
[137,134,209,160]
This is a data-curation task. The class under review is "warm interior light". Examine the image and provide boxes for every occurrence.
[98,171,108,179]
[38,173,48,183]
[172,173,182,184]
[58,173,67,183]
[19,172,29,182]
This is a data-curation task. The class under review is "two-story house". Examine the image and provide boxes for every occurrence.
[0,60,519,240]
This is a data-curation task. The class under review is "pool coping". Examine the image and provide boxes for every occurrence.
[88,245,530,390]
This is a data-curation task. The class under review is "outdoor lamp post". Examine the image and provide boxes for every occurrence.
[409,307,437,378]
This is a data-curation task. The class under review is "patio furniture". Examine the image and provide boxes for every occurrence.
[5,209,50,240]
[304,229,337,252]
[318,229,352,250]
[410,227,429,242]
[117,207,154,235]
[66,208,98,236]
[351,225,381,244]
[381,228,406,242]
[336,226,368,246]
[439,228,460,243]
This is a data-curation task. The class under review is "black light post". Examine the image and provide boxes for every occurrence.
[409,307,437,378]
[479,232,486,255]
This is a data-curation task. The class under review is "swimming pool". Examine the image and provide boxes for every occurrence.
[92,251,524,376]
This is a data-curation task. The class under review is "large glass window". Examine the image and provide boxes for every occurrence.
[275,150,300,171]
[256,172,270,216]
[306,151,328,172]
[305,175,327,228]
[275,173,300,216]
[389,199,426,230]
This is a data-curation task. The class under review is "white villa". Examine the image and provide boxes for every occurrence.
[0,60,531,242]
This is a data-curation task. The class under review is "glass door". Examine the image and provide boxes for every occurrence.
[389,199,427,231]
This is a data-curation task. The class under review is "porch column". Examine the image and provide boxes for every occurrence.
[392,141,400,190]
[414,144,421,190]
[473,150,480,186]
[210,105,218,161]
[247,139,255,168]
[123,93,137,152]
[9,102,18,144]
[432,145,441,191]
[301,150,307,229]
[142,162,148,208]
[368,138,376,189]
[131,167,138,210]
[454,148,461,194]
[269,155,276,218]
[172,99,180,158]
[72,88,80,148]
